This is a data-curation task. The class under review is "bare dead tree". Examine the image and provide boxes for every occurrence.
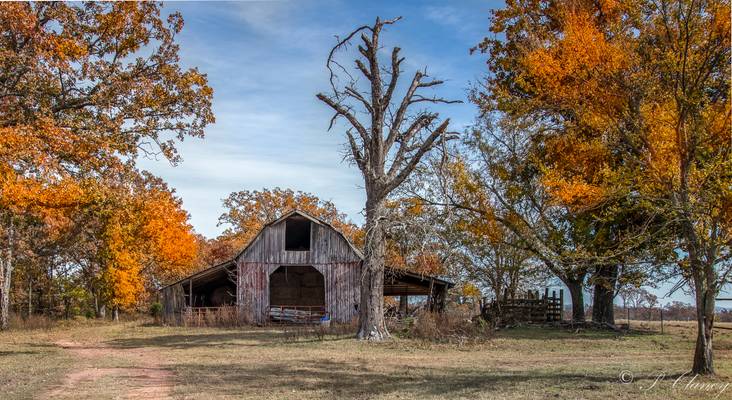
[316,17,459,340]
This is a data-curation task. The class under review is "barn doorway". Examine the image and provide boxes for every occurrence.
[269,266,324,306]
[269,266,325,323]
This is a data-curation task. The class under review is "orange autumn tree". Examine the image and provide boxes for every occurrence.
[210,188,360,264]
[97,172,199,317]
[478,0,730,374]
[0,2,213,328]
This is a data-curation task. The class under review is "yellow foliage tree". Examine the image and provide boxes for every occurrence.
[98,172,199,314]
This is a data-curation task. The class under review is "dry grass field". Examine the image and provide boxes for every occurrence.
[1,319,730,400]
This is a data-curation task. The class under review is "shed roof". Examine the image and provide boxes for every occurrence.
[160,259,235,290]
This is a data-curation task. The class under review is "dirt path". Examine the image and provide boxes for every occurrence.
[46,339,173,399]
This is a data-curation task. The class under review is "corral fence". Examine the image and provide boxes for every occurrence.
[482,288,564,325]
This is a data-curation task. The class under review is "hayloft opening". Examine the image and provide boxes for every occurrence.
[285,215,311,251]
[269,266,324,307]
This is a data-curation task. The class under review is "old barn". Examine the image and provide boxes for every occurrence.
[160,210,452,324]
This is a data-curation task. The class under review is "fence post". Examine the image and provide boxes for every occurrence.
[559,289,564,321]
[660,308,664,334]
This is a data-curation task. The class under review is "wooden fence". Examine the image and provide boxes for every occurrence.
[482,288,564,324]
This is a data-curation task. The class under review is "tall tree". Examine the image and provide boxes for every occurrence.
[634,0,730,374]
[477,0,730,373]
[0,2,213,329]
[96,171,199,317]
[317,17,458,340]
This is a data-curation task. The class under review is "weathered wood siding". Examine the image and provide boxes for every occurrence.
[236,218,362,324]
[237,261,361,324]
[314,263,361,323]
[239,221,361,265]
[161,283,186,324]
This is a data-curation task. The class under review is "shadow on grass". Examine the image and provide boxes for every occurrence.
[107,330,353,350]
[0,350,41,356]
[168,359,622,398]
[494,325,660,341]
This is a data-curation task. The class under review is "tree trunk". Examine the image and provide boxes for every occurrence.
[357,197,389,341]
[27,278,32,317]
[0,217,14,331]
[98,304,106,319]
[47,262,54,317]
[0,261,11,330]
[692,276,715,375]
[113,306,119,322]
[565,279,586,322]
[591,264,617,325]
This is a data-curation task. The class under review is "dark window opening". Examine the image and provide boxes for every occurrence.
[285,216,311,251]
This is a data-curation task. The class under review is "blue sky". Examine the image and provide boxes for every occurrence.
[139,0,494,238]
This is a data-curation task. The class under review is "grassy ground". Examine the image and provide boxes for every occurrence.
[0,319,730,399]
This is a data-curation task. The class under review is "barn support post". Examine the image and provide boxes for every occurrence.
[438,286,447,313]
[188,279,193,307]
[427,278,434,312]
[399,294,408,316]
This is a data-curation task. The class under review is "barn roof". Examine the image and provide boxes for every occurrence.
[234,209,365,261]
[161,209,453,290]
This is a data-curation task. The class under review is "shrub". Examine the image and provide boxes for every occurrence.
[413,311,440,340]
[8,313,56,330]
[149,302,163,323]
[182,306,239,327]
[401,308,492,343]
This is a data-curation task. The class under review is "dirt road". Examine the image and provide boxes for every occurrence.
[46,339,173,399]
